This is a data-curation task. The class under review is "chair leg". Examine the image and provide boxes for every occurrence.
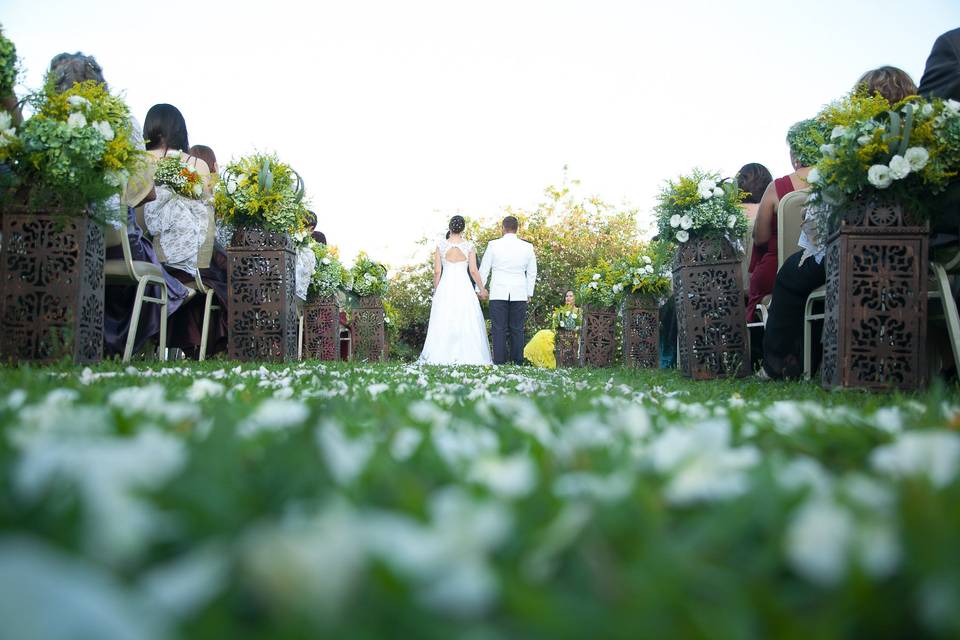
[199,290,214,361]
[298,313,304,360]
[124,278,150,363]
[933,263,960,371]
[157,283,168,361]
[803,298,814,380]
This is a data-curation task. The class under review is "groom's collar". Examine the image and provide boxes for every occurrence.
[502,232,517,238]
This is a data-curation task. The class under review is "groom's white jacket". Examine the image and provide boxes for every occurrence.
[478,233,537,301]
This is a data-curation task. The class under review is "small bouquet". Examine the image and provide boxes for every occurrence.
[153,152,204,199]
[614,248,671,299]
[655,169,748,250]
[807,91,960,232]
[551,305,581,331]
[6,80,142,218]
[214,153,307,234]
[309,242,351,300]
[575,261,620,309]
[350,252,389,298]
[0,24,18,98]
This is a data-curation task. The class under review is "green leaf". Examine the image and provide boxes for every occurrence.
[897,103,914,157]
[885,110,901,155]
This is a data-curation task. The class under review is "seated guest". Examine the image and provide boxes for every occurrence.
[736,162,773,291]
[523,290,577,368]
[762,66,918,379]
[746,126,817,322]
[295,210,319,302]
[47,52,190,357]
[313,230,327,245]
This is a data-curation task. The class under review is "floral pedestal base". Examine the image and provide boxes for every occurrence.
[352,295,385,362]
[303,295,340,361]
[226,227,297,361]
[579,307,616,367]
[0,210,104,364]
[623,294,660,368]
[554,329,579,367]
[821,202,928,391]
[673,237,748,379]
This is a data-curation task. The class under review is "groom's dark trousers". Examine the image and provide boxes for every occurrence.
[490,299,527,365]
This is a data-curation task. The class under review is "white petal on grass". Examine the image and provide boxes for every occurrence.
[553,471,634,502]
[469,454,537,498]
[238,399,310,438]
[390,427,423,461]
[785,497,855,587]
[870,430,960,488]
[138,544,228,619]
[185,379,225,402]
[316,420,374,485]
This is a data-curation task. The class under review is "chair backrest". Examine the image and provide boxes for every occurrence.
[777,189,810,270]
[103,223,139,280]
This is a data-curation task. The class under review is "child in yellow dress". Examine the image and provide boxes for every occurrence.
[524,290,578,368]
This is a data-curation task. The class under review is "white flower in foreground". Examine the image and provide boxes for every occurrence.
[867,164,893,189]
[807,167,821,184]
[831,125,847,140]
[642,255,652,264]
[316,420,374,485]
[669,214,681,228]
[185,378,225,402]
[139,544,228,619]
[238,398,309,437]
[870,430,960,488]
[390,427,423,461]
[225,178,238,194]
[92,120,115,141]
[697,178,716,199]
[321,257,331,265]
[726,214,737,229]
[675,230,689,243]
[904,146,930,171]
[66,95,90,109]
[921,102,935,117]
[819,143,835,157]
[858,134,873,146]
[888,154,911,180]
[367,383,389,398]
[0,536,169,640]
[679,214,693,230]
[469,454,537,499]
[712,186,724,198]
[945,99,960,115]
[67,111,87,129]
[785,497,854,586]
[554,471,633,502]
[592,273,601,281]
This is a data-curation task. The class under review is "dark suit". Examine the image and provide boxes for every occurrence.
[919,27,960,100]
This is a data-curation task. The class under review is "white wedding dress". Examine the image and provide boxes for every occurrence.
[418,239,493,365]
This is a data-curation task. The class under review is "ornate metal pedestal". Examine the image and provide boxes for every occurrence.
[579,306,617,367]
[0,210,104,364]
[352,295,385,362]
[673,237,748,379]
[623,294,660,368]
[227,227,297,361]
[821,202,928,391]
[554,329,579,367]
[303,295,340,361]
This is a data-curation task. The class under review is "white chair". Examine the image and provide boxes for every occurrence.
[103,225,168,362]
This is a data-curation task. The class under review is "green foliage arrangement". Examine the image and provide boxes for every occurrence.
[613,245,672,299]
[214,153,307,234]
[550,304,581,331]
[808,93,960,227]
[575,260,620,309]
[0,24,18,98]
[655,169,748,250]
[308,242,351,301]
[4,80,142,219]
[384,259,434,357]
[786,118,829,167]
[153,152,205,199]
[350,252,389,298]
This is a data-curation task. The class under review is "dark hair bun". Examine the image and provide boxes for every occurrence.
[449,215,466,234]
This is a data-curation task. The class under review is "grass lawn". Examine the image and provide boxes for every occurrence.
[1,361,959,639]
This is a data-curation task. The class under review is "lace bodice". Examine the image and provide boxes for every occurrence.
[438,238,473,269]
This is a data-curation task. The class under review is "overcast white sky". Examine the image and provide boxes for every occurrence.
[3,1,957,265]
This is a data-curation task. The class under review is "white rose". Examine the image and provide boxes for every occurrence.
[92,120,115,141]
[698,178,716,192]
[642,255,652,264]
[226,179,238,195]
[592,273,601,281]
[921,103,934,117]
[888,155,911,180]
[679,214,693,230]
[945,99,960,115]
[322,258,331,265]
[857,134,872,146]
[726,214,737,229]
[712,187,724,198]
[612,283,623,293]
[589,281,599,289]
[820,144,835,157]
[66,112,87,129]
[66,95,90,110]
[831,125,847,140]
[676,230,689,243]
[867,164,893,189]
[192,183,203,197]
[904,147,929,171]
[669,214,681,228]
[807,168,821,184]
[642,265,653,275]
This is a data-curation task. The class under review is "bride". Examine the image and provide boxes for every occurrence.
[418,216,493,365]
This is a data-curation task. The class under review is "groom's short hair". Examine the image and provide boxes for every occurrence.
[502,216,519,232]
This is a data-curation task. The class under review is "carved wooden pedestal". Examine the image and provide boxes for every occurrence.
[623,294,660,368]
[821,202,928,391]
[303,295,340,361]
[554,329,579,367]
[673,237,748,379]
[0,210,104,364]
[227,227,297,361]
[352,295,385,362]
[579,306,616,367]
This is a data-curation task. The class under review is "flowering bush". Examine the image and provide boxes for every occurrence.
[655,169,748,250]
[550,304,581,331]
[153,152,204,199]
[214,153,307,234]
[0,24,18,98]
[350,252,389,298]
[787,118,829,168]
[384,259,434,359]
[613,247,671,299]
[308,241,351,301]
[808,92,960,226]
[575,261,620,308]
[5,80,142,218]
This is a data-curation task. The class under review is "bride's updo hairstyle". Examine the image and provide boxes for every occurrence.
[448,215,466,235]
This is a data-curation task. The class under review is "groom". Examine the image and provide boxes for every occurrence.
[478,216,538,365]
